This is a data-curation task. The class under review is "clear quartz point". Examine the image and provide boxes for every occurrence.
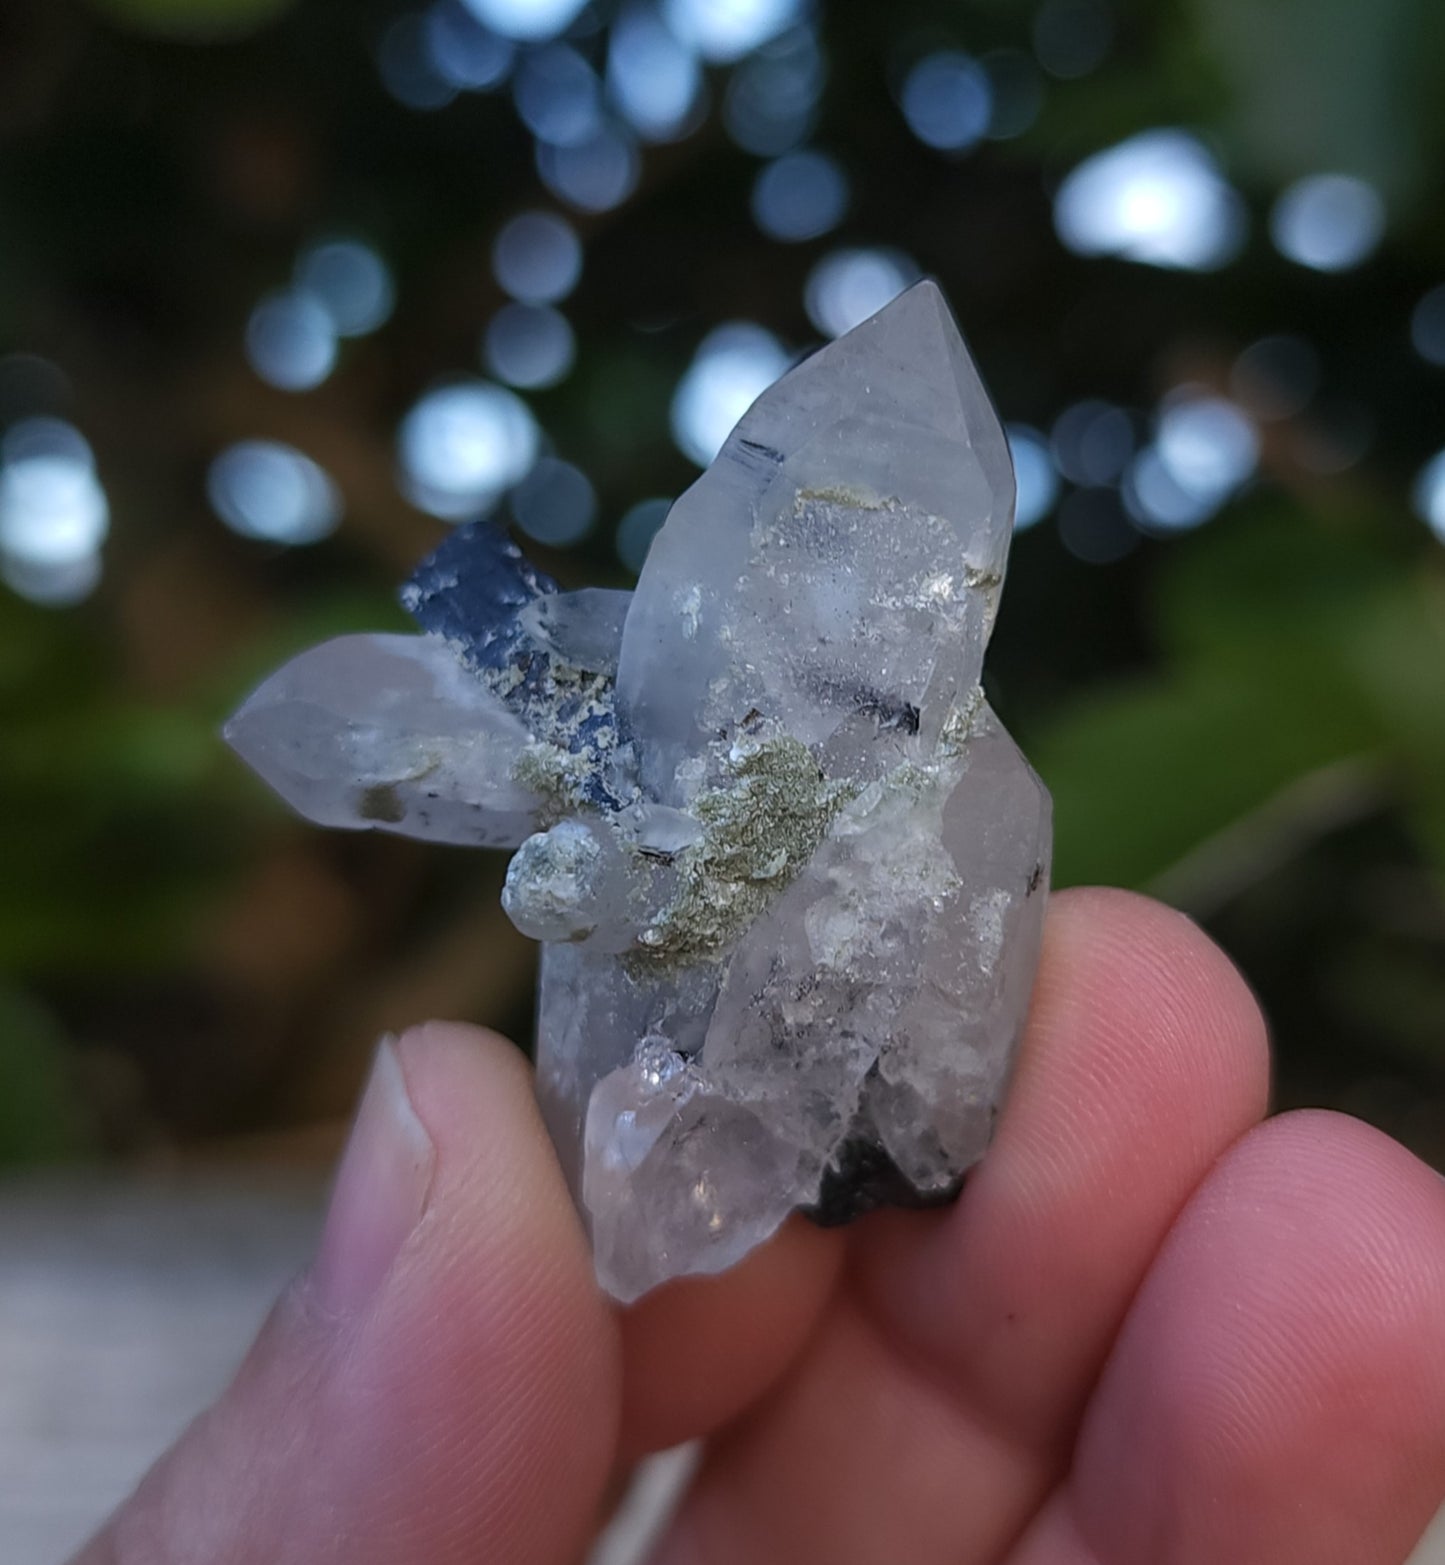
[617,279,1014,803]
[517,587,633,676]
[224,632,545,847]
[224,281,1053,1304]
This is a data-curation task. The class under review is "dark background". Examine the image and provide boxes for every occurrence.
[2,0,1443,1173]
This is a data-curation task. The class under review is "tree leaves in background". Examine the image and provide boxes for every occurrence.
[0,988,87,1165]
[0,581,407,979]
[1035,502,1445,902]
[1190,0,1445,209]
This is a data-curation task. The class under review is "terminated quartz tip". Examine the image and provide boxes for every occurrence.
[225,281,1052,1303]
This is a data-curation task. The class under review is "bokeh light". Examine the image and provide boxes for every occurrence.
[536,123,642,211]
[722,26,824,154]
[0,419,109,605]
[899,50,992,153]
[511,456,597,544]
[981,49,1044,140]
[615,495,672,569]
[0,353,70,423]
[1413,449,1445,543]
[513,43,604,146]
[804,247,919,338]
[1123,393,1259,535]
[398,380,540,519]
[1006,425,1060,530]
[1,549,103,608]
[458,0,589,43]
[483,303,577,388]
[295,239,395,338]
[1050,399,1135,486]
[1229,334,1321,421]
[1270,174,1385,273]
[1057,488,1136,563]
[0,422,109,565]
[1053,129,1247,272]
[750,150,849,242]
[377,13,459,110]
[1155,393,1259,500]
[424,0,515,89]
[1032,0,1114,79]
[662,0,800,64]
[3,417,94,470]
[671,322,790,466]
[1295,400,1374,476]
[492,210,583,304]
[608,4,704,142]
[207,441,343,545]
[245,290,338,391]
[1122,446,1218,533]
[1409,284,1445,368]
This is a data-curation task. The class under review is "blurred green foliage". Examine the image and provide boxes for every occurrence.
[1,0,1442,1166]
[1040,504,1445,891]
[1192,0,1445,208]
[0,987,88,1165]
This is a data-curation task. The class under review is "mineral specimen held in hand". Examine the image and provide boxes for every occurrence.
[225,282,1052,1302]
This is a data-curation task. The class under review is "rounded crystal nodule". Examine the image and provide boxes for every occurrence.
[634,1034,688,1088]
[502,820,608,943]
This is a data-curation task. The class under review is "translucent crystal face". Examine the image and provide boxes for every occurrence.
[225,281,1052,1303]
[617,280,1014,802]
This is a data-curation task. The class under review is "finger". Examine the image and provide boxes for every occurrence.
[74,1024,620,1565]
[856,888,1271,1442]
[1008,1110,1445,1565]
[618,1217,845,1460]
[657,888,1271,1565]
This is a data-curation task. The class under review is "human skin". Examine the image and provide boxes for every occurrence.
[74,888,1445,1565]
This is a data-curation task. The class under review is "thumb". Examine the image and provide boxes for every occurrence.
[72,1024,621,1565]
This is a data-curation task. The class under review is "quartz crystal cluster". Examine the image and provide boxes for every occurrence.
[226,282,1052,1302]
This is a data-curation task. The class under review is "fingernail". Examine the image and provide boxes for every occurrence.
[312,1034,435,1317]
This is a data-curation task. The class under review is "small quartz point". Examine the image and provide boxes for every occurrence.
[224,633,545,847]
[224,281,1052,1304]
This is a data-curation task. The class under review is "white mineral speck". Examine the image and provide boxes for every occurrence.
[679,583,702,639]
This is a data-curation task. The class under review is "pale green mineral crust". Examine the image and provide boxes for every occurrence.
[633,735,855,968]
[511,738,596,820]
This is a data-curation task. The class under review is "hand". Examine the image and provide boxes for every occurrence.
[74,889,1445,1565]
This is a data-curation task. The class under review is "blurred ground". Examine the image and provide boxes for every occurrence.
[0,1165,706,1565]
[0,1172,323,1564]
